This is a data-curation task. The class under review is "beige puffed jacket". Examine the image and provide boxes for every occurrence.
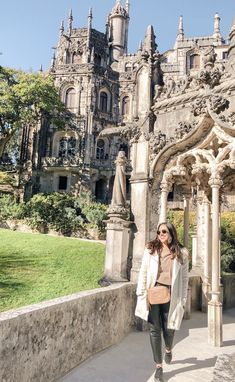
[135,247,189,330]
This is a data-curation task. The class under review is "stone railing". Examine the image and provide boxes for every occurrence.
[0,282,136,382]
[41,155,82,168]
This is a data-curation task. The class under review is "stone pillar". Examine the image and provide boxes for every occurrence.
[104,151,130,281]
[159,182,170,223]
[202,197,211,312]
[193,192,204,272]
[105,212,131,281]
[183,194,190,248]
[130,178,149,282]
[208,178,223,347]
[130,140,150,283]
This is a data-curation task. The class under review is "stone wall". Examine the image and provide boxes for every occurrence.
[0,282,136,382]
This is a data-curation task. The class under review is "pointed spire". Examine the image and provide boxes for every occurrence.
[88,7,93,29]
[87,8,92,49]
[138,40,143,51]
[177,15,184,41]
[60,20,64,37]
[68,9,73,35]
[143,25,156,55]
[39,64,43,72]
[213,12,221,39]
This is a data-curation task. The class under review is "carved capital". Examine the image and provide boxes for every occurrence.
[160,181,171,193]
[208,178,223,188]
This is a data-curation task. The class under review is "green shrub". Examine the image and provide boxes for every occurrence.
[0,195,24,220]
[167,210,235,274]
[18,192,108,236]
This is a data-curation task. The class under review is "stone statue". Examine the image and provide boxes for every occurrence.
[111,151,127,206]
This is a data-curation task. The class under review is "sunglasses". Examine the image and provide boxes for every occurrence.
[157,229,169,235]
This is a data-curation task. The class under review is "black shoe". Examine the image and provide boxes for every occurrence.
[154,367,164,382]
[164,350,172,364]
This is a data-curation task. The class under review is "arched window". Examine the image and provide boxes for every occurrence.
[99,92,108,112]
[189,54,200,69]
[59,137,76,158]
[65,88,76,111]
[66,51,71,64]
[96,139,105,160]
[122,96,130,116]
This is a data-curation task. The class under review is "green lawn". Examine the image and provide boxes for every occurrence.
[0,229,105,312]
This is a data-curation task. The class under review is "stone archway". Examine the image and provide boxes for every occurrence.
[150,116,235,346]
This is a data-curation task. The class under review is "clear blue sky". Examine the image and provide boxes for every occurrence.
[0,0,234,72]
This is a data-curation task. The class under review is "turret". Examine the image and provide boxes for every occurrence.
[108,0,130,61]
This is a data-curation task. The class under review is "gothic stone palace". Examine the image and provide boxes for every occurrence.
[19,1,232,205]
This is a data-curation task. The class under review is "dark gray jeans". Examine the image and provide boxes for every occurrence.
[148,302,175,364]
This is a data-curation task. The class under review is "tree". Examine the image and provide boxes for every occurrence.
[0,66,71,159]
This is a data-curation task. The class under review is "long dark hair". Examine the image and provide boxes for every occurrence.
[146,221,184,263]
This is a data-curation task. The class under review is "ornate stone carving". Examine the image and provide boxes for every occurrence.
[111,151,127,207]
[146,131,167,160]
[174,122,195,140]
[208,95,230,114]
[192,98,207,116]
[120,124,141,143]
[198,67,222,88]
[202,46,216,69]
[42,155,83,168]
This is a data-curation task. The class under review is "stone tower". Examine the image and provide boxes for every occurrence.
[107,0,130,62]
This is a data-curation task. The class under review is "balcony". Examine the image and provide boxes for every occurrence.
[42,155,82,169]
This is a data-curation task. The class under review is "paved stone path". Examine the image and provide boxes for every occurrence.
[59,308,235,382]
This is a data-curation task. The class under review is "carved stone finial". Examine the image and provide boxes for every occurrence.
[125,0,130,15]
[177,15,184,41]
[213,13,221,40]
[88,7,93,29]
[68,9,73,35]
[60,20,64,37]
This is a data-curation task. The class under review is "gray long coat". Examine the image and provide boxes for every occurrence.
[135,247,189,330]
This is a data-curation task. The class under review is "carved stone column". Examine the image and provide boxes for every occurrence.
[159,181,170,223]
[208,177,223,347]
[183,194,190,248]
[194,191,204,272]
[202,196,211,312]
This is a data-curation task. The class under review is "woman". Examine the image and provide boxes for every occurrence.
[135,222,189,382]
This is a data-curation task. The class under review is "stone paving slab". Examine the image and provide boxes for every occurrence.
[59,308,235,382]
